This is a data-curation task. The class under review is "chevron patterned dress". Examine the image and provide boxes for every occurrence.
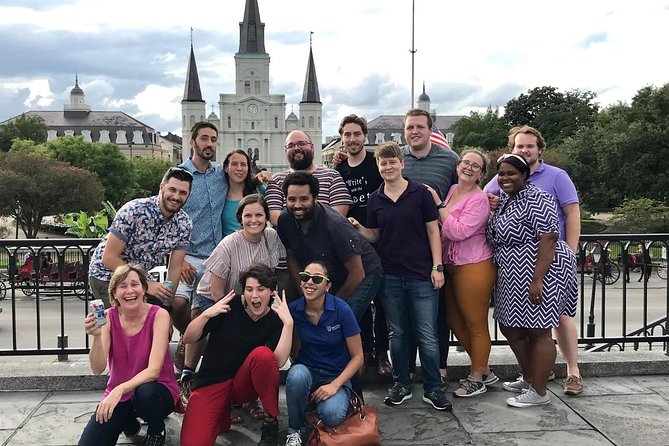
[487,184,578,329]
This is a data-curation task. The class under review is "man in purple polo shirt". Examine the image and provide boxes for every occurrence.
[485,125,583,396]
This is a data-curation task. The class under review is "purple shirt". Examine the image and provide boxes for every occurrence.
[367,178,438,281]
[441,185,493,266]
[485,161,578,241]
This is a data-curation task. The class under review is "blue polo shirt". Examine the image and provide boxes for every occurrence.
[367,178,438,281]
[289,293,360,375]
[178,159,228,259]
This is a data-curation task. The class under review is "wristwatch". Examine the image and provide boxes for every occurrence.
[432,264,444,272]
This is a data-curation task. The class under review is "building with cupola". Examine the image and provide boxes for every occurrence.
[1,76,166,159]
[181,0,322,171]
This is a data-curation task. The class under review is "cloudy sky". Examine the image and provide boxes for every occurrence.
[1,0,668,141]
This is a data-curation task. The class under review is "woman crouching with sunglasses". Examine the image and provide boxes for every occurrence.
[180,264,293,446]
[284,261,364,446]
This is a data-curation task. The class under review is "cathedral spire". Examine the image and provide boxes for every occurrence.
[238,0,266,53]
[301,34,321,104]
[183,40,204,102]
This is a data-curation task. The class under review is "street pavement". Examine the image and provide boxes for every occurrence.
[1,354,669,445]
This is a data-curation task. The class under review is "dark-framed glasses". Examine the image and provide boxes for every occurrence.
[298,272,330,285]
[285,140,312,150]
[459,159,483,172]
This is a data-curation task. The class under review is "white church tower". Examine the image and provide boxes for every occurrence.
[180,0,323,171]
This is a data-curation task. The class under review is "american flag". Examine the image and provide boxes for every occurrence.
[430,124,451,150]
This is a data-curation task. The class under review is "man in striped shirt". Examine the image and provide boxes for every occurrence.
[266,130,352,225]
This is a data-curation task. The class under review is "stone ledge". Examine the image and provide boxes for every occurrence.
[0,349,667,391]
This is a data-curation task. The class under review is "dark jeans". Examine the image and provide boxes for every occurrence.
[409,286,450,372]
[78,382,174,446]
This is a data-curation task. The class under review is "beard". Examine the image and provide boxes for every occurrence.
[288,149,314,170]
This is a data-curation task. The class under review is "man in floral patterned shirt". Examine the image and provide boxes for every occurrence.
[88,167,193,309]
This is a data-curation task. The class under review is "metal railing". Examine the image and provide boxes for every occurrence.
[0,235,667,358]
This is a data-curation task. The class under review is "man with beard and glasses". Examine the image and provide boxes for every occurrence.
[88,167,193,311]
[172,121,229,406]
[265,130,352,226]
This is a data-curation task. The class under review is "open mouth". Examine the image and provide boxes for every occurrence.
[251,300,262,309]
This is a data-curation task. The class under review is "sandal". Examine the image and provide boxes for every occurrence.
[230,412,243,424]
[242,400,265,421]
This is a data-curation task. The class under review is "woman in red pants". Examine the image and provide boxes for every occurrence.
[180,264,293,446]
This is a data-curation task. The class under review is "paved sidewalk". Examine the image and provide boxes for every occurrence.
[2,375,669,445]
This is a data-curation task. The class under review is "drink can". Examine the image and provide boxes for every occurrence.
[163,280,174,306]
[90,299,106,326]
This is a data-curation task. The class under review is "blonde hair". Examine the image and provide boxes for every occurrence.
[108,263,149,307]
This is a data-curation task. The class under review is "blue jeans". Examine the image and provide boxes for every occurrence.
[285,364,351,434]
[346,273,383,321]
[78,381,174,445]
[381,274,441,392]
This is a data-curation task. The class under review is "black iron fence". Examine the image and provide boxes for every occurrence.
[0,235,667,358]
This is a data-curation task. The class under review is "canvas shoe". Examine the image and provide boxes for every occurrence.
[285,432,302,446]
[502,375,530,393]
[506,386,550,408]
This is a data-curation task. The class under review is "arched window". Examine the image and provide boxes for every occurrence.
[309,116,314,128]
[274,116,278,128]
[228,116,232,128]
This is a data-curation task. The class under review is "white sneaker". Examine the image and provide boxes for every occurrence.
[506,386,550,408]
[286,432,302,446]
[502,375,530,393]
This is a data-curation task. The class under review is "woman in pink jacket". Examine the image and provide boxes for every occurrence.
[428,149,497,398]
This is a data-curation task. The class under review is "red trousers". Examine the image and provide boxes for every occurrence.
[180,346,280,446]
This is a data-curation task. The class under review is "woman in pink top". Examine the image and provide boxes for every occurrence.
[428,149,497,398]
[79,264,178,446]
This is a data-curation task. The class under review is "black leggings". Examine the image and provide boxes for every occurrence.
[78,381,174,446]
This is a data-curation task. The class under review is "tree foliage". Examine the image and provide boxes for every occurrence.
[131,156,175,197]
[0,114,48,151]
[63,201,117,238]
[0,152,104,238]
[557,83,669,211]
[610,199,669,233]
[504,86,599,146]
[452,107,508,151]
[41,136,134,207]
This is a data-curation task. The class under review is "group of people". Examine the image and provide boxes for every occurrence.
[78,112,582,446]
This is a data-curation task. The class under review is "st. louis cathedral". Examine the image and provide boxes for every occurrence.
[181,0,322,170]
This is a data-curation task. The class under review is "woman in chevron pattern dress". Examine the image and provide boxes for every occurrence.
[487,154,577,408]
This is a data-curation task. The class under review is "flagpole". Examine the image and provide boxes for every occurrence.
[410,0,416,109]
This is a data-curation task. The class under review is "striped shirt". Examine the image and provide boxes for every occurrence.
[196,228,286,298]
[401,143,460,201]
[265,166,353,211]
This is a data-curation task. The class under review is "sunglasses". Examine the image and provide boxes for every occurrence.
[298,272,330,285]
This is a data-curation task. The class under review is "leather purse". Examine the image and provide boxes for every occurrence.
[307,387,381,446]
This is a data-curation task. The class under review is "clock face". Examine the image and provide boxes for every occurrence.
[247,104,258,115]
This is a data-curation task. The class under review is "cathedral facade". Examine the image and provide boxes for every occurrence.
[181,0,322,171]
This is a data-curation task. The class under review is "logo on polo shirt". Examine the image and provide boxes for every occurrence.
[326,324,341,332]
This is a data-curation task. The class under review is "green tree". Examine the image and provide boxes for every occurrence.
[610,199,669,233]
[0,114,48,151]
[557,83,669,211]
[131,156,175,197]
[452,107,508,151]
[504,86,599,146]
[0,152,104,238]
[42,136,134,207]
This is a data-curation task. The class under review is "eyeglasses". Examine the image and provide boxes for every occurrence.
[285,141,312,150]
[298,272,330,285]
[459,159,483,172]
